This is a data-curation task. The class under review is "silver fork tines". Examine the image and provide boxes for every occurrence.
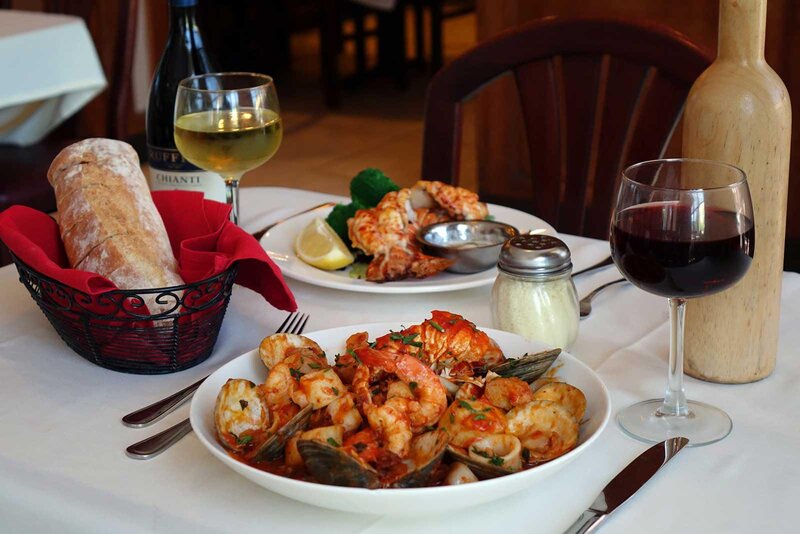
[125,312,309,460]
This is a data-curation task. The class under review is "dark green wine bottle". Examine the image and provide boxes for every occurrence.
[146,0,225,201]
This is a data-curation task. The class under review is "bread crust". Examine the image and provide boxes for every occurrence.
[48,139,184,312]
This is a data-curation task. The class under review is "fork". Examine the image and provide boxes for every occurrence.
[122,312,309,428]
[125,312,310,460]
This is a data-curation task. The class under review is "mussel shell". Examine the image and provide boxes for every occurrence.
[489,349,560,383]
[391,429,449,488]
[297,439,381,489]
[445,444,515,480]
[250,404,313,462]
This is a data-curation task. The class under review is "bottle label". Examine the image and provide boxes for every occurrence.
[148,146,226,203]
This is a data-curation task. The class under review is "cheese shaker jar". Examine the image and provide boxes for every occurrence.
[491,235,579,349]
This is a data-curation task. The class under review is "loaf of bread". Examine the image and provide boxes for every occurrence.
[48,139,184,312]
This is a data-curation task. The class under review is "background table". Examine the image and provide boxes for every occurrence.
[0,187,797,533]
[0,10,106,146]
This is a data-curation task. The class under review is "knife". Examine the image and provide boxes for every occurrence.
[564,437,689,533]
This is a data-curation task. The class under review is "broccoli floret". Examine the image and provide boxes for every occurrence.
[349,168,399,208]
[325,203,360,245]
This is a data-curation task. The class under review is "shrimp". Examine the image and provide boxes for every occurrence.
[363,397,413,457]
[261,351,330,415]
[374,311,505,373]
[412,180,489,220]
[214,379,270,452]
[333,332,370,384]
[505,400,579,462]
[437,397,506,449]
[348,189,452,282]
[258,333,323,370]
[356,347,447,432]
[327,392,363,433]
[484,376,535,411]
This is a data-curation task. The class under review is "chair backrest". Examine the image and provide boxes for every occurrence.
[421,17,712,238]
[45,0,138,139]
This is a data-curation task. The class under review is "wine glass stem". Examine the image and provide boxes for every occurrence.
[661,297,689,417]
[224,176,241,225]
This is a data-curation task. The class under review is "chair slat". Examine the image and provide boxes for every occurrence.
[422,17,712,238]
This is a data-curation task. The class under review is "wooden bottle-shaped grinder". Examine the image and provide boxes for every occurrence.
[682,0,791,382]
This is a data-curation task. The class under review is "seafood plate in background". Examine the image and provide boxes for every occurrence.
[190,313,610,514]
[260,199,554,294]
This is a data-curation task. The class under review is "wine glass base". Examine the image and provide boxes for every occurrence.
[617,398,732,447]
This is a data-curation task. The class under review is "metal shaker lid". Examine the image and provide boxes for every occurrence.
[497,234,572,277]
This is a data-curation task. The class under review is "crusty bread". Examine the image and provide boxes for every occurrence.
[48,139,184,313]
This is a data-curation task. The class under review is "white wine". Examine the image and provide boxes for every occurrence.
[174,108,282,177]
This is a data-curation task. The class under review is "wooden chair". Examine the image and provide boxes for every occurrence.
[421,17,713,238]
[0,0,138,266]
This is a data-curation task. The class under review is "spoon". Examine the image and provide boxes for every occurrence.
[579,279,627,317]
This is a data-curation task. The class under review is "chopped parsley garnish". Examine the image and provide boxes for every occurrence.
[371,387,382,396]
[449,412,455,424]
[522,448,531,463]
[307,361,322,370]
[347,348,362,364]
[471,448,490,458]
[390,332,421,347]
[409,381,418,392]
[473,414,486,421]
[331,386,340,396]
[484,214,496,221]
[471,447,504,466]
[429,320,445,332]
[458,400,479,413]
[289,367,303,381]
[368,341,377,349]
[236,434,253,445]
[327,437,341,447]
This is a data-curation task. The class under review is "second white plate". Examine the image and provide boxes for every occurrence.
[260,202,555,294]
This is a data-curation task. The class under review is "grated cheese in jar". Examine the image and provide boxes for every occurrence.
[490,235,579,349]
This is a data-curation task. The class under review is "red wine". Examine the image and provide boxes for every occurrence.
[611,202,754,298]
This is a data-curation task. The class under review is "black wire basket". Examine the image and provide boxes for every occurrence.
[11,253,238,374]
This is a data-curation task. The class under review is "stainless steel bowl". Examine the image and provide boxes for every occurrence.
[416,220,519,274]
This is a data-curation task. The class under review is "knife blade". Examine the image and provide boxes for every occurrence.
[564,437,689,534]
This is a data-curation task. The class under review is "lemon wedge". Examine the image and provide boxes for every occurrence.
[295,217,355,270]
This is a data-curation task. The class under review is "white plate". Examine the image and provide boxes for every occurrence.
[190,323,611,515]
[260,203,555,294]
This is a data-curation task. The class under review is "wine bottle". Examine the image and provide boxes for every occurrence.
[682,0,791,382]
[146,0,226,202]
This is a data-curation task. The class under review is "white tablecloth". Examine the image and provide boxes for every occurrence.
[0,187,797,533]
[0,10,106,146]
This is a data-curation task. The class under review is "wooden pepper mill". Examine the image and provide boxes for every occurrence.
[682,0,791,382]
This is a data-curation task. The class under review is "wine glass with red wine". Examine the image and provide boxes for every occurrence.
[610,159,754,447]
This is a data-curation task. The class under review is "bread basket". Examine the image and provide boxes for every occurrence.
[11,253,238,374]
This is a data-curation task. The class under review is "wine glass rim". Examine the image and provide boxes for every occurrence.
[622,158,747,192]
[178,72,275,92]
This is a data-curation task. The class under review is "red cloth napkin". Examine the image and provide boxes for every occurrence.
[0,191,296,312]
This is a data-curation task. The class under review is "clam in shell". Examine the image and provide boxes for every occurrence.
[250,404,313,462]
[297,438,381,489]
[489,348,560,383]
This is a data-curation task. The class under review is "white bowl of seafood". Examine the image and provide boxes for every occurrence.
[190,311,610,515]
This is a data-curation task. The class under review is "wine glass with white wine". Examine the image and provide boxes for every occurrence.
[174,72,282,224]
